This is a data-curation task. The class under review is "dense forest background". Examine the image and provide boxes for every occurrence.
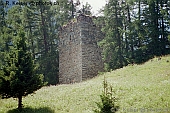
[0,0,170,85]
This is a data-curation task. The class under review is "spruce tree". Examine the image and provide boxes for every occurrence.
[0,31,44,109]
[99,0,124,70]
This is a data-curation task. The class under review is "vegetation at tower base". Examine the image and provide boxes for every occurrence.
[0,31,44,109]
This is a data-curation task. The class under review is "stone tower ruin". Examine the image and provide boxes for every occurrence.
[58,14,104,84]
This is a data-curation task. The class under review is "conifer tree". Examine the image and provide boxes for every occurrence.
[0,31,44,109]
[6,0,60,85]
[99,0,124,70]
[141,0,170,56]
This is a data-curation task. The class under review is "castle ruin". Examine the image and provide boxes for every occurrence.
[58,14,104,84]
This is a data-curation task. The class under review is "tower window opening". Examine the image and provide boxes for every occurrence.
[70,35,71,40]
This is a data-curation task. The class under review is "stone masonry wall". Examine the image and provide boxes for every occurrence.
[59,21,82,84]
[78,15,104,80]
[59,14,104,84]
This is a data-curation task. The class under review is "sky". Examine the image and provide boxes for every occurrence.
[51,0,107,15]
[78,0,107,15]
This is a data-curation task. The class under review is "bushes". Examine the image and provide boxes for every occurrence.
[94,77,119,113]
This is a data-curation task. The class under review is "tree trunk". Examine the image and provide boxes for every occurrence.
[18,95,23,109]
[115,3,123,68]
[40,4,48,54]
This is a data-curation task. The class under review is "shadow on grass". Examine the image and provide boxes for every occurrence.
[7,107,55,113]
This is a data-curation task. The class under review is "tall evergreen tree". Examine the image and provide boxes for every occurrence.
[127,0,150,63]
[6,0,60,85]
[142,0,170,56]
[0,31,44,109]
[36,2,59,85]
[99,0,125,70]
[0,0,14,67]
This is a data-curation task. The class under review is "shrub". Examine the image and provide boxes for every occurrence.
[94,77,119,113]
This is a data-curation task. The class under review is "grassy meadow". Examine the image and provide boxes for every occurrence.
[0,56,170,113]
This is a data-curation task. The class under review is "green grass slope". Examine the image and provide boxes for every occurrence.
[0,56,170,113]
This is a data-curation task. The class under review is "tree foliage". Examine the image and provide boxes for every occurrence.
[99,0,126,70]
[98,0,170,70]
[0,0,170,85]
[94,77,119,113]
[0,31,44,108]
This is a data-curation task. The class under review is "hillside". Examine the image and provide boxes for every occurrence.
[0,56,170,113]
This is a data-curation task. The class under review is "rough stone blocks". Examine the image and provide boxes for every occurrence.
[59,14,104,84]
